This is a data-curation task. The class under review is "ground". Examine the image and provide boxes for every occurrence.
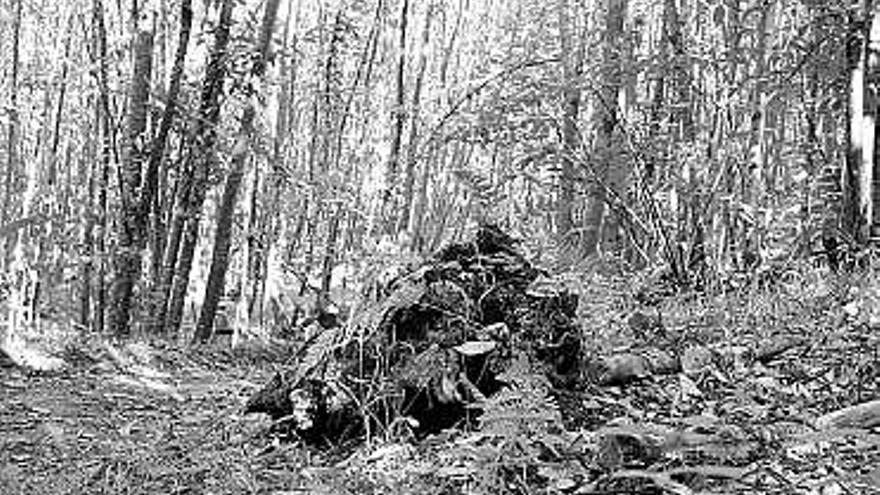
[1,267,880,494]
[0,344,306,494]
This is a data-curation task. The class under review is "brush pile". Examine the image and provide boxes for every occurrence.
[244,224,582,445]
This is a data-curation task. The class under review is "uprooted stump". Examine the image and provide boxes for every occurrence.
[244,224,582,446]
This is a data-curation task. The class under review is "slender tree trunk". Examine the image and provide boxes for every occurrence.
[92,0,114,334]
[160,0,234,336]
[411,141,436,252]
[109,4,155,336]
[2,0,22,269]
[858,5,877,241]
[667,0,693,142]
[314,10,345,309]
[245,163,260,322]
[193,0,281,343]
[252,1,297,326]
[140,0,192,333]
[872,14,880,239]
[193,122,253,343]
[50,21,72,186]
[80,144,96,331]
[844,0,874,242]
[742,2,771,258]
[555,0,583,251]
[380,0,410,235]
[583,0,626,256]
[319,203,343,306]
[398,3,433,236]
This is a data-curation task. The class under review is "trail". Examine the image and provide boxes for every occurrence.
[0,346,299,494]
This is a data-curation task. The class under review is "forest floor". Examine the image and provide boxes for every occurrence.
[0,342,314,494]
[1,268,880,494]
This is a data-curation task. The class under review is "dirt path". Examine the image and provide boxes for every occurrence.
[0,348,303,495]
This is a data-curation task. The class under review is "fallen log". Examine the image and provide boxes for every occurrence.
[817,399,880,430]
[244,224,583,445]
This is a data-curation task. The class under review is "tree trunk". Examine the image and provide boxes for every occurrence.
[555,0,583,252]
[140,0,192,333]
[193,125,252,343]
[109,4,155,336]
[742,1,771,260]
[2,0,22,270]
[92,0,114,334]
[844,0,874,242]
[160,0,234,336]
[583,0,626,256]
[193,0,281,344]
[380,0,410,235]
[398,3,433,236]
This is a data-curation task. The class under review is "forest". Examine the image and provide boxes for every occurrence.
[1,0,879,493]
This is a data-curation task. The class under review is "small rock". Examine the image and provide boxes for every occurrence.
[681,345,714,375]
[598,353,651,386]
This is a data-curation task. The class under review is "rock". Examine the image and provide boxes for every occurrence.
[595,353,652,386]
[681,345,714,375]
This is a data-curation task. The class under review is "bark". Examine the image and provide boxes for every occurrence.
[743,1,771,257]
[193,122,253,343]
[253,2,298,326]
[313,9,345,300]
[872,14,880,238]
[858,7,878,240]
[411,142,436,252]
[92,0,114,334]
[160,0,234,336]
[439,0,464,90]
[555,0,583,250]
[666,0,693,142]
[50,24,72,185]
[139,0,192,332]
[302,6,324,268]
[80,149,96,331]
[380,0,410,234]
[2,0,22,269]
[109,4,155,336]
[319,204,343,309]
[844,0,874,242]
[397,3,433,235]
[817,399,880,430]
[245,163,260,322]
[654,0,696,277]
[583,0,626,256]
[192,0,281,343]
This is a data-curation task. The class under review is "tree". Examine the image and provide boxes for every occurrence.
[582,0,627,257]
[380,0,410,235]
[555,0,583,254]
[397,2,435,236]
[108,2,155,336]
[139,0,194,328]
[192,0,282,343]
[843,0,876,243]
[2,0,22,270]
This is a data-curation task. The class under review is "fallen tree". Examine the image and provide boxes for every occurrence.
[244,224,582,445]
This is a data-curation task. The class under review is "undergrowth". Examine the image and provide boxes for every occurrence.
[3,261,879,495]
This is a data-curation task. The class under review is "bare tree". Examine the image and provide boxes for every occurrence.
[159,0,235,336]
[193,0,282,343]
[380,0,410,235]
[2,0,22,269]
[555,0,583,253]
[108,2,155,336]
[398,3,434,236]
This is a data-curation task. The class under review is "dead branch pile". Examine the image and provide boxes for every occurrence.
[244,224,582,446]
